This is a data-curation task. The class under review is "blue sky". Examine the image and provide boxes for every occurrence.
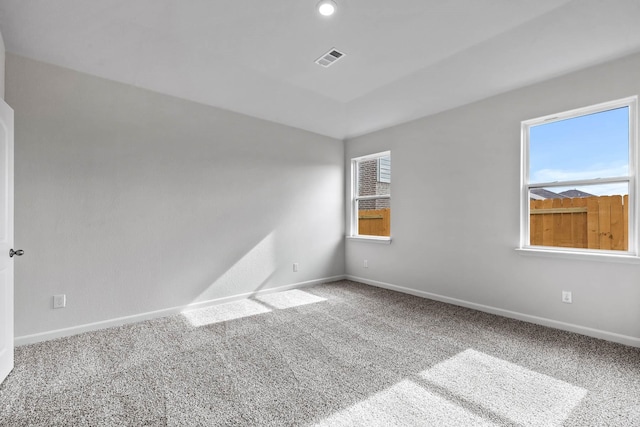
[529,106,629,195]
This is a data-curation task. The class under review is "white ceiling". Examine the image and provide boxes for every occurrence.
[1,0,640,139]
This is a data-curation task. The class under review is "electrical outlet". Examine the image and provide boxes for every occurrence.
[562,291,572,304]
[364,259,368,268]
[53,294,66,309]
[293,263,299,272]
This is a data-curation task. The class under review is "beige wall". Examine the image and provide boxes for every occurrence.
[346,51,640,347]
[7,53,345,341]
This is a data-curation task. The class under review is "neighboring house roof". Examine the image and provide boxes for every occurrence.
[558,189,595,198]
[530,188,596,200]
[530,188,567,200]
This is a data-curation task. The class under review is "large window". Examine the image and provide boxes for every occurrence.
[521,97,637,255]
[350,151,391,239]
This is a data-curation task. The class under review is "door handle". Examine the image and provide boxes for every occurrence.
[9,249,24,257]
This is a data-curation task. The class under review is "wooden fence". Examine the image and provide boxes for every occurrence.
[530,195,628,250]
[359,197,627,248]
[358,208,390,237]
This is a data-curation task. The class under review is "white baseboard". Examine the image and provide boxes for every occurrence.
[19,274,638,349]
[346,275,640,348]
[15,275,346,346]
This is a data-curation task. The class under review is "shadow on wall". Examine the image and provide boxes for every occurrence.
[179,224,342,315]
[153,165,344,313]
[0,28,4,100]
[188,231,279,307]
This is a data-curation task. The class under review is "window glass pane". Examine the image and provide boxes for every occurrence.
[358,199,390,237]
[358,158,391,197]
[378,156,391,183]
[529,182,629,251]
[529,107,629,184]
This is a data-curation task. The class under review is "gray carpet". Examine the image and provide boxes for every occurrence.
[1,280,639,426]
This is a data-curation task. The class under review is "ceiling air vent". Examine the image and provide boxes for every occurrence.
[315,48,345,67]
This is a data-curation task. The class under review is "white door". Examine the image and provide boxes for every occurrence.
[0,99,14,385]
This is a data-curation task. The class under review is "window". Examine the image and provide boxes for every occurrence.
[520,96,638,256]
[350,151,391,240]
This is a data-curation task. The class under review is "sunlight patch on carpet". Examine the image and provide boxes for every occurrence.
[182,299,271,327]
[182,289,326,327]
[313,379,497,427]
[419,349,587,427]
[254,289,326,309]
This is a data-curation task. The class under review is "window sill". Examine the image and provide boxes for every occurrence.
[515,247,640,264]
[347,236,392,244]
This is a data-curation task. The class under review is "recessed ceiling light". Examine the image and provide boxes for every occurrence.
[317,0,337,16]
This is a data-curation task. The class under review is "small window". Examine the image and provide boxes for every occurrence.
[521,97,637,255]
[351,152,391,238]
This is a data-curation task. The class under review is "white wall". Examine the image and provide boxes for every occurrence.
[346,51,640,346]
[7,54,345,340]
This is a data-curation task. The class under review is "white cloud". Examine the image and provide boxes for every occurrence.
[531,164,628,183]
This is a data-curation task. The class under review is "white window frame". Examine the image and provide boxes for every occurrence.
[519,96,638,259]
[348,151,391,243]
